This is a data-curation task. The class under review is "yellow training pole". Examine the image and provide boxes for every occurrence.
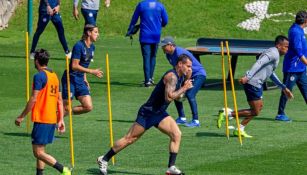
[220,42,229,139]
[106,53,115,165]
[65,56,75,168]
[25,32,31,133]
[225,41,243,146]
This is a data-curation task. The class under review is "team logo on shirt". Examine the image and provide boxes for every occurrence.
[290,76,295,81]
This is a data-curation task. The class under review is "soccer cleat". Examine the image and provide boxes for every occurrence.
[166,165,185,175]
[97,156,108,175]
[233,130,253,138]
[275,115,291,122]
[217,110,225,128]
[175,117,187,125]
[91,59,94,62]
[30,52,35,59]
[61,167,72,175]
[185,120,200,128]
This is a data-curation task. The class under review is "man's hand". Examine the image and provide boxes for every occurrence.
[73,7,79,20]
[239,76,248,84]
[47,5,54,15]
[182,79,193,91]
[91,68,103,78]
[15,116,24,126]
[57,120,65,134]
[53,5,60,14]
[283,88,294,100]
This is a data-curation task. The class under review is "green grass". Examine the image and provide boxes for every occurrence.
[1,1,307,175]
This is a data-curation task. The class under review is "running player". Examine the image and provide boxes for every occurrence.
[97,54,193,175]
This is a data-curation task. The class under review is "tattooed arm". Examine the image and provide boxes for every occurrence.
[164,72,193,103]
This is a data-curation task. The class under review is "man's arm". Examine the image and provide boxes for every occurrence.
[246,54,272,80]
[15,90,39,126]
[164,72,193,102]
[71,59,103,78]
[57,93,65,134]
[127,4,140,35]
[73,0,80,20]
[161,5,168,27]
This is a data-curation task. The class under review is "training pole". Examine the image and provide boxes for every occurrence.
[225,41,243,146]
[65,56,75,167]
[25,32,31,133]
[220,42,230,139]
[106,53,115,165]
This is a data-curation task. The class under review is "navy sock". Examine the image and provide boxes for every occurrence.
[53,162,64,173]
[36,168,44,175]
[168,152,177,168]
[103,148,116,162]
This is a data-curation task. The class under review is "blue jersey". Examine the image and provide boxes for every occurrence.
[283,23,307,73]
[166,47,206,77]
[142,69,184,113]
[39,0,59,12]
[69,40,95,83]
[33,69,60,91]
[128,0,168,44]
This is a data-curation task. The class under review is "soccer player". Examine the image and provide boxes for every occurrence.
[275,10,307,121]
[161,36,206,127]
[126,0,168,87]
[15,49,71,175]
[217,35,294,138]
[30,0,71,59]
[61,24,103,116]
[73,0,111,26]
[97,54,193,175]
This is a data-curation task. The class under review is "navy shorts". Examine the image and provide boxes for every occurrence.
[32,122,56,145]
[243,83,263,101]
[61,72,90,100]
[135,106,169,130]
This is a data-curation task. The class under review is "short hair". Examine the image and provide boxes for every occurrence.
[274,35,288,45]
[295,10,307,24]
[177,54,192,65]
[34,49,49,66]
[82,24,98,40]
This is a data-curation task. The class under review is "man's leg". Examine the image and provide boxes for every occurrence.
[30,13,50,53]
[174,101,186,124]
[32,145,67,174]
[73,95,93,115]
[276,73,297,120]
[158,116,181,167]
[140,43,151,86]
[36,159,45,175]
[51,13,69,53]
[149,43,158,82]
[296,71,307,105]
[97,122,145,174]
[81,9,97,25]
[185,75,206,127]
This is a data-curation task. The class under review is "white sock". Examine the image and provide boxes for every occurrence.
[193,120,199,124]
[239,124,245,131]
[180,117,186,121]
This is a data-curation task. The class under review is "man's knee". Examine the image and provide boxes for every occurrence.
[33,149,43,159]
[83,104,93,113]
[251,108,262,116]
[171,129,182,142]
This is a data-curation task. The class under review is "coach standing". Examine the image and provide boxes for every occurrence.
[275,10,307,121]
[126,0,168,87]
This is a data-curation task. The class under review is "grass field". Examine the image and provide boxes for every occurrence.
[1,1,307,175]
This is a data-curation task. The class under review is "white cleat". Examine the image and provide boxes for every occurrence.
[166,165,184,175]
[97,156,108,175]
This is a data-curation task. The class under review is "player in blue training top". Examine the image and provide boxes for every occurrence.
[161,36,206,128]
[217,36,293,138]
[97,54,193,175]
[61,24,103,116]
[275,10,307,121]
[30,0,71,59]
[15,49,71,175]
[126,0,168,87]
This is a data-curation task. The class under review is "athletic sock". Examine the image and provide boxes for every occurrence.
[103,148,117,162]
[168,152,177,168]
[36,168,44,175]
[53,162,64,173]
[239,124,245,131]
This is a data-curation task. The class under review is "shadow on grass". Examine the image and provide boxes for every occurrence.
[90,81,144,88]
[86,168,155,175]
[0,55,26,59]
[196,132,226,137]
[3,132,30,137]
[96,119,134,123]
